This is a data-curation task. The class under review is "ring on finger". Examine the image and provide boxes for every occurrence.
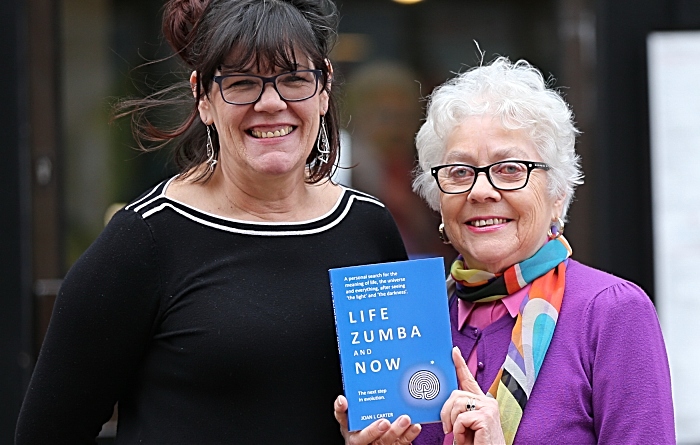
[465,397,476,412]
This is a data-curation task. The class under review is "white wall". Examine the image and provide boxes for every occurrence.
[648,30,700,444]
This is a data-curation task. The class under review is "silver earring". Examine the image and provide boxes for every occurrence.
[316,116,330,164]
[548,217,564,239]
[438,223,451,244]
[206,125,217,172]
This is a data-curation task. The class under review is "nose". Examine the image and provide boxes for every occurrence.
[467,172,501,202]
[254,82,287,112]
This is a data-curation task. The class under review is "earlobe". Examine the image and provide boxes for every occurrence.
[549,196,566,240]
[197,96,213,125]
[548,217,565,240]
[191,70,213,125]
[320,93,330,115]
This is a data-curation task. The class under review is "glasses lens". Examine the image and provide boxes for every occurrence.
[489,161,528,190]
[276,71,318,101]
[437,165,476,193]
[219,76,263,104]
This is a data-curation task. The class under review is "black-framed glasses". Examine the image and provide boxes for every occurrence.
[212,69,323,105]
[431,160,550,194]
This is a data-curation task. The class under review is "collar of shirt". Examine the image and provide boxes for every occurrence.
[457,284,531,331]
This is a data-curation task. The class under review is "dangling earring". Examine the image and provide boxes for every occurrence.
[206,125,218,172]
[316,116,330,164]
[438,222,451,244]
[548,217,565,239]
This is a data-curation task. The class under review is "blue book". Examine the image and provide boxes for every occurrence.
[329,257,458,431]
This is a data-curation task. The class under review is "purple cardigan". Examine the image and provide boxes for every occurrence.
[415,260,675,445]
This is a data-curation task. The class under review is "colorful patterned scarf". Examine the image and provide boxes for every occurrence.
[450,236,572,444]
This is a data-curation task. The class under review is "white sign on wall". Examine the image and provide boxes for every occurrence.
[647,30,700,444]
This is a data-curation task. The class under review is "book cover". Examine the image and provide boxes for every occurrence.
[329,257,458,431]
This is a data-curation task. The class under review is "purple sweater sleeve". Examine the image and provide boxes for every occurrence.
[585,281,675,444]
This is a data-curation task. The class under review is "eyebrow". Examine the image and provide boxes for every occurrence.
[443,146,532,164]
[442,152,474,164]
[218,63,312,75]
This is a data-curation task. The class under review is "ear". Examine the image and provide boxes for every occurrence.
[324,58,334,92]
[319,59,333,115]
[551,192,566,221]
[190,70,214,125]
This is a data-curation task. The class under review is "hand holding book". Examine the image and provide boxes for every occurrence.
[332,347,508,444]
[333,395,421,445]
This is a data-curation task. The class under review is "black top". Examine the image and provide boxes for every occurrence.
[16,178,408,444]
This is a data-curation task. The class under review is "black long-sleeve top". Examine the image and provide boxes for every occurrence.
[16,178,408,444]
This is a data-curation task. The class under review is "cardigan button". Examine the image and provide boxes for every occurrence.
[477,361,485,370]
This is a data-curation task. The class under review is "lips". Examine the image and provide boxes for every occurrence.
[249,126,295,139]
[467,218,510,227]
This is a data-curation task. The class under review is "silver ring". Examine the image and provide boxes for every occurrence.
[465,397,476,412]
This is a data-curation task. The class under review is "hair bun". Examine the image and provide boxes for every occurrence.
[162,0,210,66]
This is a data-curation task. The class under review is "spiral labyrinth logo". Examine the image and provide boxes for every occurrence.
[407,370,440,400]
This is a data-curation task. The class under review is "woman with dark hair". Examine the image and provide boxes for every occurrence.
[15,1,407,443]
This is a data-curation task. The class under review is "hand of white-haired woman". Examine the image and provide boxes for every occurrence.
[441,347,506,445]
[334,395,422,445]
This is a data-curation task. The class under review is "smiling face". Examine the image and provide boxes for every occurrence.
[439,114,564,273]
[195,58,329,182]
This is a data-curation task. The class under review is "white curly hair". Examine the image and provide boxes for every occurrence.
[412,57,584,220]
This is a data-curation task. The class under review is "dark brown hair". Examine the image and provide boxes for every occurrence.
[114,0,340,183]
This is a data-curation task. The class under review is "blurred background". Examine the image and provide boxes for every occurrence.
[1,0,699,442]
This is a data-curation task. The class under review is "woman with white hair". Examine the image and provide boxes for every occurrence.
[334,57,674,445]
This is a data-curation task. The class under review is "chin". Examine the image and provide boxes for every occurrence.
[257,164,299,176]
[253,153,307,175]
[465,250,514,272]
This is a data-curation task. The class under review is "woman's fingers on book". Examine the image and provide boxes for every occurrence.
[346,415,421,445]
[451,347,484,395]
[335,395,421,445]
[335,395,349,413]
[334,395,350,432]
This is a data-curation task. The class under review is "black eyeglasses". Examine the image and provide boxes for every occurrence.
[431,160,550,194]
[212,69,323,105]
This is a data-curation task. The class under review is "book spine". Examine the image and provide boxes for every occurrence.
[329,278,349,407]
